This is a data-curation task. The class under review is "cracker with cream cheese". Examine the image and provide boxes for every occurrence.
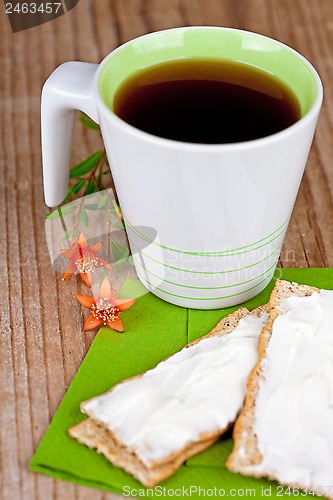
[69,305,268,487]
[227,280,333,500]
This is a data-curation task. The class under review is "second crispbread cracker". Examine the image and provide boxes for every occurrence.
[70,305,268,487]
[227,280,333,500]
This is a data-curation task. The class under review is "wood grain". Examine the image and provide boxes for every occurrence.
[0,1,332,499]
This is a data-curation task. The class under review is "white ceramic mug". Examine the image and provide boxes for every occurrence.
[42,27,322,309]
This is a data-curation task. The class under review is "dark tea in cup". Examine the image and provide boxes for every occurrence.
[113,59,301,144]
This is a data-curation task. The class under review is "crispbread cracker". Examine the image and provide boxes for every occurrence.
[69,305,268,487]
[226,280,333,499]
[70,418,218,487]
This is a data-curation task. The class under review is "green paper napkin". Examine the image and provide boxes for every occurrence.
[30,269,333,498]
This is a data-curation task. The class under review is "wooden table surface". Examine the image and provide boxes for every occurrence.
[1,0,333,499]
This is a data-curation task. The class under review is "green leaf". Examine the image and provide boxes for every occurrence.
[115,248,130,264]
[121,248,130,259]
[84,203,99,211]
[111,240,127,263]
[70,151,103,179]
[80,113,100,131]
[114,248,130,272]
[61,226,75,241]
[86,181,96,195]
[46,205,75,220]
[61,189,72,204]
[98,194,109,210]
[101,268,109,280]
[98,165,103,187]
[71,179,86,194]
[80,207,89,226]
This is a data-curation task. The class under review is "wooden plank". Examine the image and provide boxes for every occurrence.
[0,22,37,500]
[115,0,148,42]
[145,0,185,29]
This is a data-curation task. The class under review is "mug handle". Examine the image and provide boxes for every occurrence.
[41,62,99,207]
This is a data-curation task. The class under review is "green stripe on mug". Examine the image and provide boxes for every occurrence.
[133,256,277,290]
[126,217,288,256]
[136,268,274,301]
[128,235,283,274]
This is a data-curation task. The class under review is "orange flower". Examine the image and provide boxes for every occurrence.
[75,276,136,332]
[61,232,111,287]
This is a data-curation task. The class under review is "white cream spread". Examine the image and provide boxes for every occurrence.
[252,290,333,490]
[83,313,267,466]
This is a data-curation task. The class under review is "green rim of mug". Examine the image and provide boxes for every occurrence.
[98,27,318,119]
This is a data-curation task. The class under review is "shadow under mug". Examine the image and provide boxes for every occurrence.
[41,27,323,309]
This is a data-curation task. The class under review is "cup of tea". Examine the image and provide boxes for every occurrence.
[42,27,322,309]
